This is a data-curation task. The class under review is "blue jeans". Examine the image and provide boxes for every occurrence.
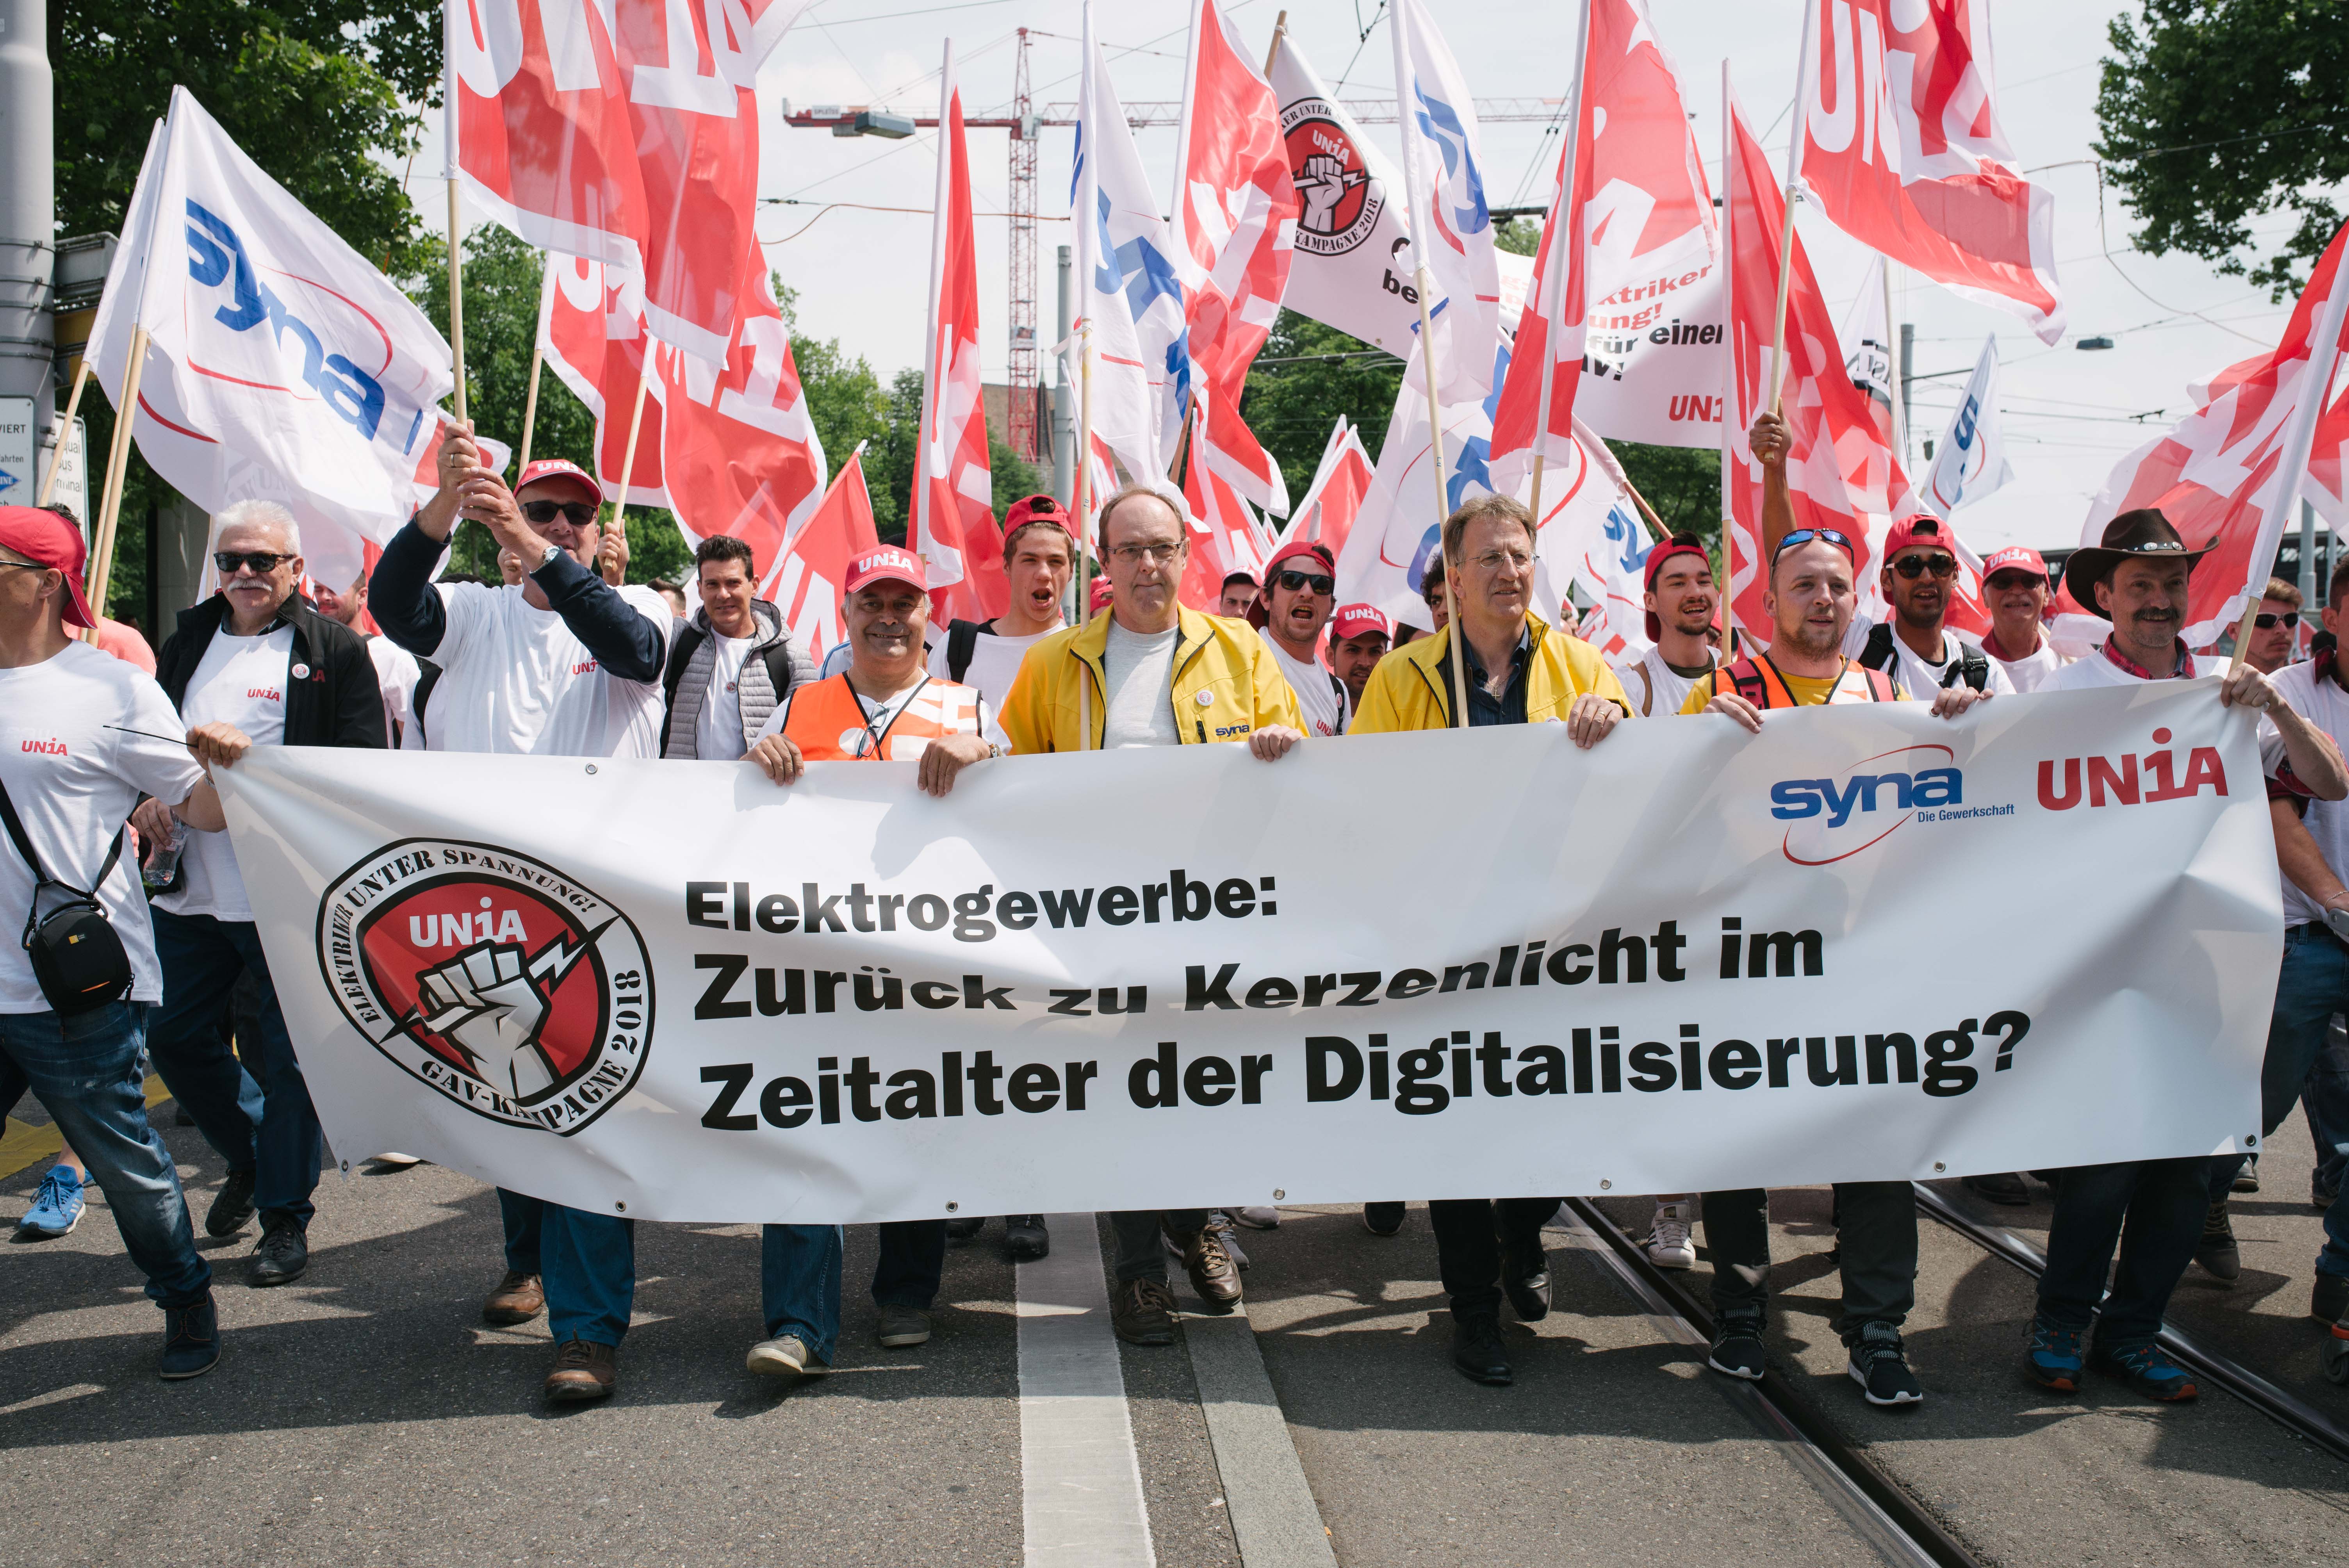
[2213,926,2349,1210]
[2037,1157,2210,1345]
[497,1190,635,1346]
[147,910,319,1225]
[760,1219,948,1365]
[0,1001,211,1308]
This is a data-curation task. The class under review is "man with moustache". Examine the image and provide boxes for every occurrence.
[1977,545,2071,692]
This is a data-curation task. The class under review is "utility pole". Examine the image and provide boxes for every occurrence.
[0,0,56,503]
[1897,322,1915,469]
[1006,27,1039,461]
[1052,243,1073,504]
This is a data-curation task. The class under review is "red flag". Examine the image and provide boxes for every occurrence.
[2075,220,2349,645]
[1798,0,2065,344]
[1175,0,1299,517]
[1287,418,1375,564]
[542,255,668,507]
[450,0,812,363]
[2305,381,2349,533]
[773,445,882,662]
[913,47,1004,624]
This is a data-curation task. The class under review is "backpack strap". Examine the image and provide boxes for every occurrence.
[1859,663,1899,702]
[1956,641,1990,691]
[1632,663,1654,717]
[410,660,442,749]
[659,622,708,754]
[0,774,123,904]
[1857,621,1898,671]
[947,619,989,685]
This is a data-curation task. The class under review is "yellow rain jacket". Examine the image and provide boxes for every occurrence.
[1350,612,1629,734]
[997,605,1305,752]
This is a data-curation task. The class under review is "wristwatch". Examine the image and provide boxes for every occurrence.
[539,543,563,571]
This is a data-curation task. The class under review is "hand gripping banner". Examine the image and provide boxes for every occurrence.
[225,684,2273,1224]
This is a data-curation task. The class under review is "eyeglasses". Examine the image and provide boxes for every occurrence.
[1109,542,1182,565]
[1772,528,1854,561]
[1891,554,1960,580]
[1275,569,1335,595]
[2256,611,2300,630]
[522,500,600,529]
[213,551,292,576]
[1467,548,1533,573]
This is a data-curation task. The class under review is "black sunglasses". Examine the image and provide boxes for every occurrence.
[2256,611,2300,630]
[1276,569,1335,595]
[1892,554,1960,580]
[213,551,292,576]
[522,500,601,528]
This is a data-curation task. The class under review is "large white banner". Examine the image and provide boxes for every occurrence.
[221,684,2274,1225]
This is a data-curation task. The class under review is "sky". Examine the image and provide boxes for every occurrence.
[427,0,2320,556]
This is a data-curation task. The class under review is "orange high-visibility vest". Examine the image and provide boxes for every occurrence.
[780,674,986,761]
[1720,654,1896,709]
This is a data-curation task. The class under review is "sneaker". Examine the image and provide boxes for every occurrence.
[247,1217,308,1287]
[543,1338,617,1401]
[205,1169,257,1238]
[2196,1199,2240,1284]
[1961,1172,2031,1206]
[2313,1272,2349,1324]
[1644,1201,1696,1270]
[2023,1315,2087,1392]
[746,1334,825,1379]
[1182,1224,1244,1308]
[1004,1215,1050,1261]
[482,1269,545,1325]
[1451,1312,1512,1386]
[1361,1202,1406,1237]
[1501,1240,1551,1322]
[1846,1321,1924,1406]
[877,1305,932,1348]
[1707,1313,1766,1380]
[159,1295,221,1380]
[1111,1277,1178,1346]
[371,1152,423,1169]
[1229,1206,1280,1229]
[944,1215,986,1241]
[15,1164,85,1240]
[2091,1338,2197,1402]
[2324,1320,2349,1387]
[2231,1155,2260,1194]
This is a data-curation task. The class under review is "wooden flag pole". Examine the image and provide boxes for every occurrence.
[516,252,554,474]
[37,355,91,507]
[1264,9,1287,74]
[446,180,467,426]
[83,326,149,641]
[1766,0,1820,416]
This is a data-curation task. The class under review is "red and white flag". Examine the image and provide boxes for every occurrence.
[2304,381,2349,533]
[1174,0,1298,517]
[2075,220,2349,645]
[772,444,882,662]
[1798,0,2065,344]
[1285,417,1376,564]
[542,255,668,508]
[913,46,1007,624]
[1180,431,1274,615]
[449,0,813,364]
[1722,77,1912,644]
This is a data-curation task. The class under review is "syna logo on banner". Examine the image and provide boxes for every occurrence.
[1770,743,1966,866]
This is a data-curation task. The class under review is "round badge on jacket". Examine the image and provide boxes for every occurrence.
[1195,689,1214,707]
[292,662,311,679]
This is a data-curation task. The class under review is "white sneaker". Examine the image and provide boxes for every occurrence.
[746,1335,825,1378]
[1230,1206,1280,1230]
[1645,1201,1697,1270]
[371,1152,423,1167]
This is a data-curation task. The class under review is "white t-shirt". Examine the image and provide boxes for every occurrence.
[1613,646,1720,718]
[366,633,420,743]
[1842,617,2017,699]
[926,624,1057,714]
[1102,620,1182,748]
[695,632,759,763]
[2269,660,2349,928]
[157,627,294,921]
[1983,629,2069,694]
[1257,627,1346,737]
[0,641,206,1011]
[752,677,1008,756]
[423,581,673,759]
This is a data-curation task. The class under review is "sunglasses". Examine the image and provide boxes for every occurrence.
[2256,611,2300,630]
[1892,554,1960,580]
[521,500,601,529]
[1984,571,2044,591]
[1276,569,1335,595]
[1771,528,1854,561]
[213,551,292,576]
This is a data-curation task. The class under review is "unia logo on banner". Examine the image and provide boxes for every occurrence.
[314,840,654,1134]
[1281,100,1382,256]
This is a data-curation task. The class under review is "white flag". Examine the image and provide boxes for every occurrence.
[1840,256,1898,450]
[1922,335,2014,517]
[1389,0,1504,402]
[88,88,457,593]
[1268,36,1420,356]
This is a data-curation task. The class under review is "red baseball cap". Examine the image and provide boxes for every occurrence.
[1002,494,1073,538]
[1883,512,1953,562]
[1330,603,1390,644]
[1982,545,2048,582]
[515,458,602,508]
[0,506,97,629]
[1641,532,1712,641]
[1262,537,1337,581]
[844,544,927,595]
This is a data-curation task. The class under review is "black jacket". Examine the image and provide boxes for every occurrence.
[155,592,388,750]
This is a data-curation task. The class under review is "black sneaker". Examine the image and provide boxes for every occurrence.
[1451,1312,1512,1386]
[2314,1272,2349,1324]
[1361,1202,1405,1237]
[945,1215,986,1241]
[205,1169,257,1238]
[159,1295,221,1380]
[1500,1241,1551,1322]
[1846,1321,1924,1406]
[1707,1313,1767,1380]
[1004,1215,1050,1261]
[248,1217,308,1286]
[2196,1199,2240,1284]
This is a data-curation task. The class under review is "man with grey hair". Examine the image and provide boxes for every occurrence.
[135,498,387,1288]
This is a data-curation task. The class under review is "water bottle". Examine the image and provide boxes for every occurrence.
[142,818,185,890]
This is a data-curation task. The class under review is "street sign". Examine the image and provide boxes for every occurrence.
[0,396,31,504]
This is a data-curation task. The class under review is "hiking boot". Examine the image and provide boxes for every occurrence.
[1501,1240,1551,1322]
[205,1169,257,1238]
[1004,1215,1050,1261]
[2092,1338,2197,1402]
[1707,1312,1766,1381]
[1111,1277,1178,1346]
[2231,1155,2260,1194]
[1180,1225,1243,1308]
[1361,1202,1405,1237]
[159,1295,221,1381]
[877,1306,932,1348]
[247,1217,308,1287]
[1846,1321,1924,1407]
[1962,1171,2031,1206]
[482,1269,545,1325]
[2196,1199,2240,1283]
[1645,1201,1696,1270]
[1451,1312,1512,1386]
[746,1334,824,1379]
[944,1215,986,1241]
[14,1164,84,1240]
[2023,1315,2087,1393]
[543,1338,617,1402]
[2313,1272,2349,1325]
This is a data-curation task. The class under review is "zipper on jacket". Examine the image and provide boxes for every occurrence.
[1196,718,1207,743]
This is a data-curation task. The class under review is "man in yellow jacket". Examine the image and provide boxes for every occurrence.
[1350,493,1629,1389]
[998,482,1305,1347]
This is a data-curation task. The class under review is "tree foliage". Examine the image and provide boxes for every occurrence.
[2097,0,2348,299]
[1242,310,1406,506]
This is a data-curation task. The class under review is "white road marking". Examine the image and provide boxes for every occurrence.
[1173,1278,1340,1568]
[1019,1213,1156,1568]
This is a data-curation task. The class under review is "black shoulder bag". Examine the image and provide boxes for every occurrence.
[0,777,134,1015]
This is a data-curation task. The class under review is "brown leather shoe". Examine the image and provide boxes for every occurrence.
[1176,1226,1243,1309]
[1111,1277,1178,1346]
[482,1270,544,1325]
[543,1338,617,1401]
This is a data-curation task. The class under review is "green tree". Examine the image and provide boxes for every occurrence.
[862,368,927,545]
[1495,216,1542,257]
[2098,0,2348,299]
[1242,310,1406,506]
[1607,442,1720,547]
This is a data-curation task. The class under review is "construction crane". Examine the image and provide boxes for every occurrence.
[781,35,1567,463]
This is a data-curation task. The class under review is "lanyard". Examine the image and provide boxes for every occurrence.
[853,676,930,759]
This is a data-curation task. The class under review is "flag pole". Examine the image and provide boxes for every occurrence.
[1882,257,1906,465]
[1390,1,1472,729]
[517,252,554,474]
[1525,0,1593,538]
[1076,329,1095,751]
[37,355,91,507]
[1766,0,1819,416]
[444,2,467,427]
[1264,9,1287,73]
[82,326,148,642]
[2227,273,2349,675]
[610,363,652,537]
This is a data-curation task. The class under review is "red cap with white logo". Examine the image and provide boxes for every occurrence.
[844,545,928,595]
[515,458,602,508]
[1330,603,1390,644]
[0,506,97,629]
[1981,545,2048,581]
[1882,512,1952,562]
